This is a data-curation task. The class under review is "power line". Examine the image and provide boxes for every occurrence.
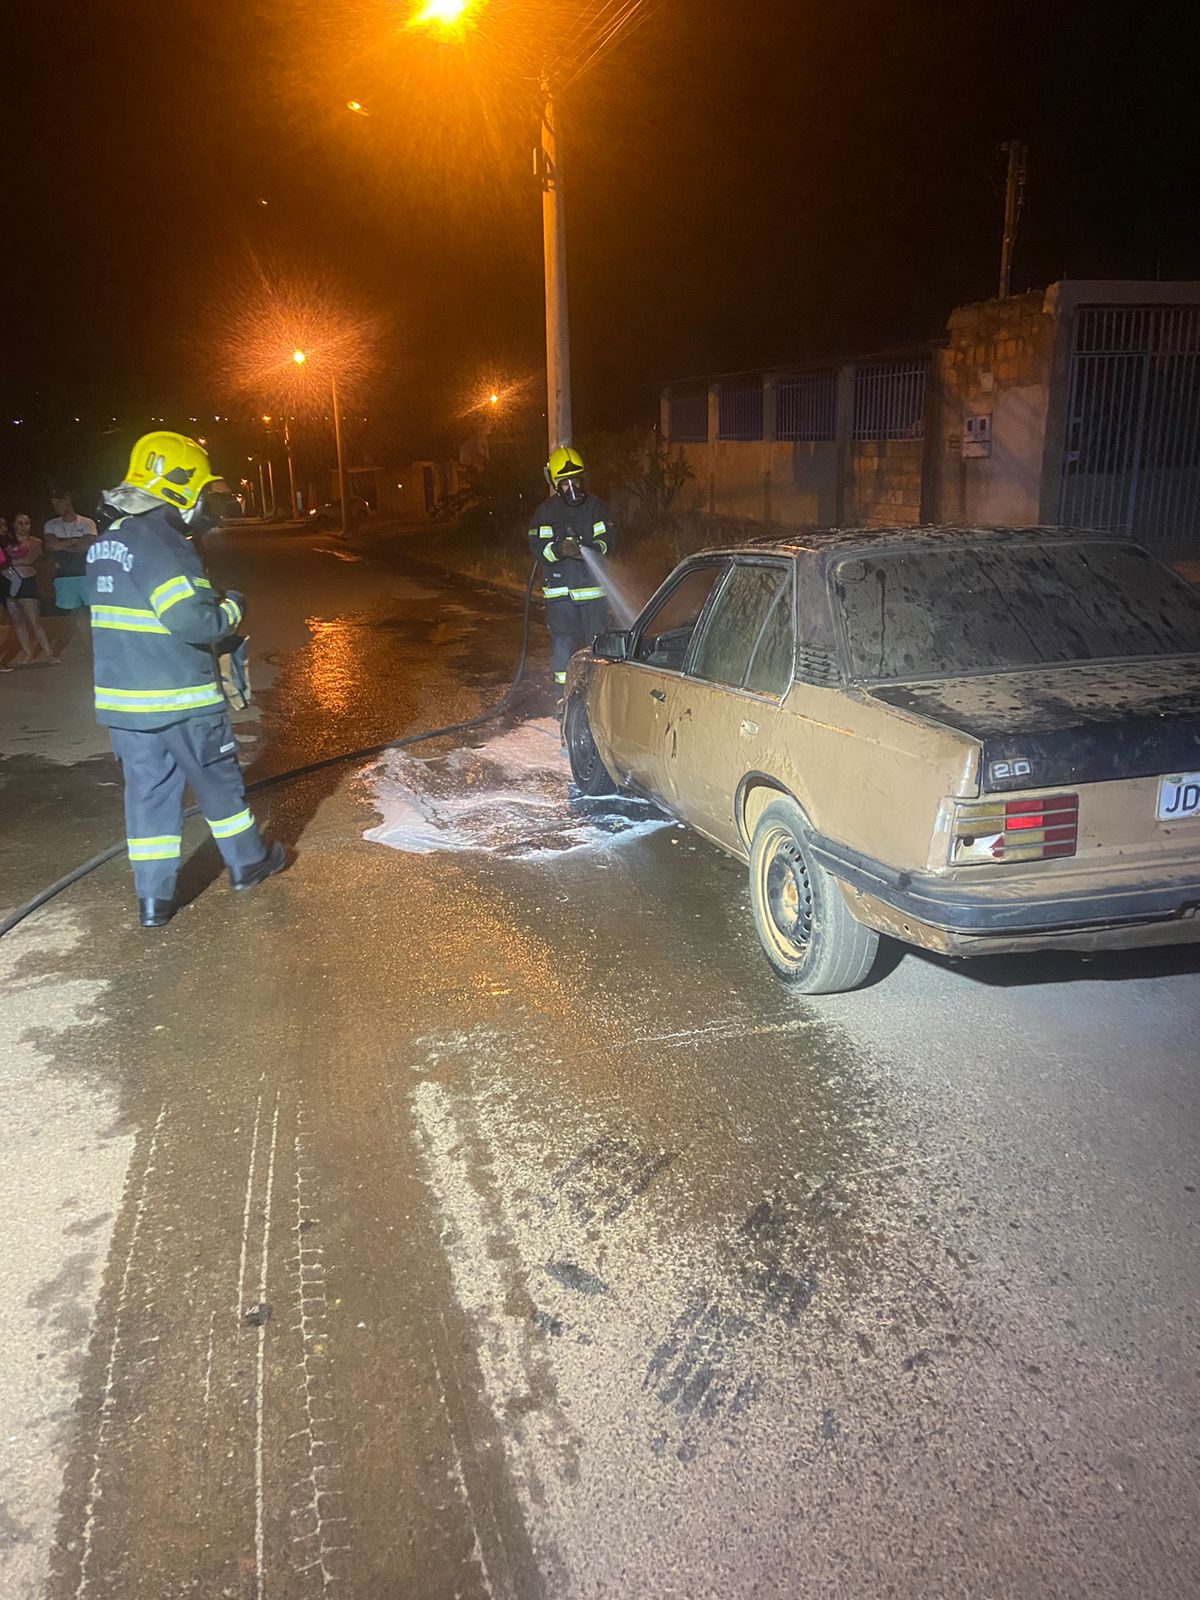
[546,0,668,87]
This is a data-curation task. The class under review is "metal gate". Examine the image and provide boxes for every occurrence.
[1058,304,1200,549]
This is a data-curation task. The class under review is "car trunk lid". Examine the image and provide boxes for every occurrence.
[869,656,1200,791]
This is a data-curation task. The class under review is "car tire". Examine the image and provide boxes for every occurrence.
[749,798,879,995]
[564,694,620,797]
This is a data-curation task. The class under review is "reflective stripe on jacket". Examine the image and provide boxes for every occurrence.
[525,492,614,603]
[88,507,243,730]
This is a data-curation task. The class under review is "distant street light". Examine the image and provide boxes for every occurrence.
[292,348,350,534]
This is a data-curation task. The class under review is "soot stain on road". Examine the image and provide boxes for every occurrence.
[402,996,992,1588]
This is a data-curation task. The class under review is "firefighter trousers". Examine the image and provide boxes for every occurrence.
[110,711,268,899]
[546,595,610,685]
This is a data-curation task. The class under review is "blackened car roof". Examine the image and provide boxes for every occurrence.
[709,524,1129,560]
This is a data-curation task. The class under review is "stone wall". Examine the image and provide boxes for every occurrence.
[927,291,1055,527]
[847,440,924,526]
[662,282,1200,540]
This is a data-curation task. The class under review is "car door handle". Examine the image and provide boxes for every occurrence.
[650,689,666,702]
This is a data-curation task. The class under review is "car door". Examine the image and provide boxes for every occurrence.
[593,559,728,806]
[661,558,797,849]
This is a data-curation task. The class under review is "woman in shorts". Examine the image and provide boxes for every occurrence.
[2,513,59,665]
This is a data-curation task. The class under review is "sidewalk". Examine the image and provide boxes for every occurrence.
[0,618,108,765]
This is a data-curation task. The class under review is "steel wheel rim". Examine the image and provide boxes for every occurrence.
[760,826,813,962]
[568,702,599,785]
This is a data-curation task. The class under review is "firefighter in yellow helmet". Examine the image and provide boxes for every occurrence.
[89,432,288,928]
[527,446,614,693]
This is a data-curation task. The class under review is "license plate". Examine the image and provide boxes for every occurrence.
[1157,772,1200,821]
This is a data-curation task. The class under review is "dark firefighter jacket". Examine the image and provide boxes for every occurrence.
[527,492,614,604]
[87,504,243,730]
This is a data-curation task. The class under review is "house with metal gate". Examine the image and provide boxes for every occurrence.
[659,280,1200,556]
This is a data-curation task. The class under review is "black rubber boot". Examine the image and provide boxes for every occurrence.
[230,839,290,892]
[138,898,176,929]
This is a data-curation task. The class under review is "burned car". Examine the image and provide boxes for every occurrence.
[563,527,1200,994]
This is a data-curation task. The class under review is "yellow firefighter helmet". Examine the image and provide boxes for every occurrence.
[546,445,586,487]
[122,431,219,512]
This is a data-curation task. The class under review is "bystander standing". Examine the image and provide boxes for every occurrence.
[43,490,97,615]
[2,512,59,665]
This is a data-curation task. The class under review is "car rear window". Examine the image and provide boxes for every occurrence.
[833,540,1200,681]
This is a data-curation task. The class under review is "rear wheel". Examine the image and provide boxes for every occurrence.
[749,798,879,994]
[564,694,620,797]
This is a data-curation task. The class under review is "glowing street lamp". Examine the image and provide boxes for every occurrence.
[413,0,471,26]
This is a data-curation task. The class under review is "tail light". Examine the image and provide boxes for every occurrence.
[952,793,1078,865]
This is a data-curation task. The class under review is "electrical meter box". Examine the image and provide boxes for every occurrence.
[962,412,992,458]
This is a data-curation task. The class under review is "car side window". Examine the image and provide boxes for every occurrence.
[632,563,726,670]
[690,562,791,693]
[743,578,796,696]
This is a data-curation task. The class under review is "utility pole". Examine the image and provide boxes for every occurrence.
[257,459,268,520]
[330,375,351,534]
[537,73,572,453]
[266,457,277,516]
[283,416,298,518]
[999,139,1028,300]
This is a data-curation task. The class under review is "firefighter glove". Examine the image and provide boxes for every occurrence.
[559,535,582,562]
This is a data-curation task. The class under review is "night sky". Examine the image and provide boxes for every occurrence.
[1,0,1196,497]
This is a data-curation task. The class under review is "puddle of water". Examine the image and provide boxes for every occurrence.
[362,717,670,859]
[312,544,365,563]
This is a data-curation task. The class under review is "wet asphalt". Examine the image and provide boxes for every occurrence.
[2,527,1199,1599]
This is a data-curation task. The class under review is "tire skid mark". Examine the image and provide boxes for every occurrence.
[75,1101,167,1600]
[286,1104,350,1591]
[252,1091,281,1600]
[428,1335,500,1599]
[413,1074,575,1593]
[236,1092,265,1334]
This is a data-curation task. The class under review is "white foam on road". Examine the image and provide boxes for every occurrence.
[362,717,671,860]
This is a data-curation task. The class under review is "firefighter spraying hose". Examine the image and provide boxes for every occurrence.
[527,446,614,698]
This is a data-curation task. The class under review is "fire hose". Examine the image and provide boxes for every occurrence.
[0,560,540,942]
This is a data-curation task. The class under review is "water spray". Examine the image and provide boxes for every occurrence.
[580,546,640,629]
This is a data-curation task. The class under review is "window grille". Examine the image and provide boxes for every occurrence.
[718,379,764,441]
[777,371,837,442]
[853,360,927,440]
[668,386,708,444]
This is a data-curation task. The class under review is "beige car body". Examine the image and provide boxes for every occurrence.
[567,530,1200,961]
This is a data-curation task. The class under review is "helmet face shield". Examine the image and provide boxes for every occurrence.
[183,479,239,533]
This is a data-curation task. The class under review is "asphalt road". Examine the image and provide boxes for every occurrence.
[2,527,1198,1600]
